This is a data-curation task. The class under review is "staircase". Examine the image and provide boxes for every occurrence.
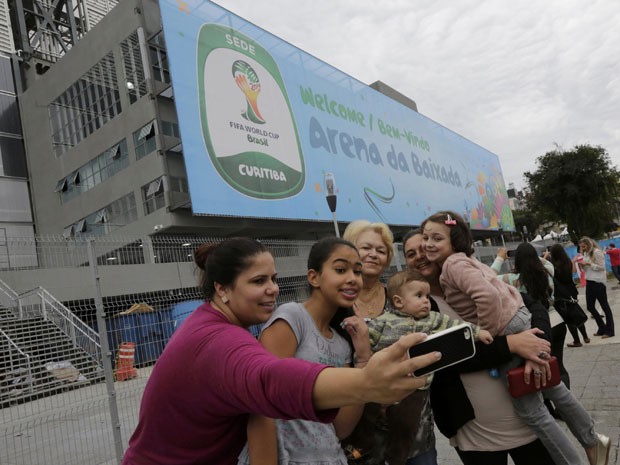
[0,280,104,408]
[1,311,104,407]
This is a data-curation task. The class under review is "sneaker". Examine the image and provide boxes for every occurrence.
[593,433,611,465]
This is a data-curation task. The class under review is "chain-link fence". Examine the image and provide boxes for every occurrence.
[0,234,509,465]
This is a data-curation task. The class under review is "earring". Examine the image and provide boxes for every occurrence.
[221,296,229,304]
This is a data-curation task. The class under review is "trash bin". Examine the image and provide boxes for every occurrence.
[134,312,165,366]
[170,300,203,332]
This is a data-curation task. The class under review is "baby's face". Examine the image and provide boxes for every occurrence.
[396,280,431,319]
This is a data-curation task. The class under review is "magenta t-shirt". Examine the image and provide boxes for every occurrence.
[122,302,336,465]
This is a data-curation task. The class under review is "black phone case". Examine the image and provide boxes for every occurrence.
[408,324,476,377]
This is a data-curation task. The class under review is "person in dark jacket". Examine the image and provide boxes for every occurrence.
[548,244,590,347]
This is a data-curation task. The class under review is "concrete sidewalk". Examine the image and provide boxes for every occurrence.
[435,279,620,465]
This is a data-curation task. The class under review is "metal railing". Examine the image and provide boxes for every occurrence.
[0,329,33,400]
[1,277,102,366]
[16,288,102,366]
[0,278,19,318]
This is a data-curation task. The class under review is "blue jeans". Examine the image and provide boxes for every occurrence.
[405,448,437,465]
[542,382,596,447]
[501,308,597,465]
[510,384,596,464]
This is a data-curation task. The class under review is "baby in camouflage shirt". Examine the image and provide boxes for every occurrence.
[369,269,493,383]
[342,271,493,465]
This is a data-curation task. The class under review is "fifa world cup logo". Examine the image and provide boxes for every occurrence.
[232,60,266,124]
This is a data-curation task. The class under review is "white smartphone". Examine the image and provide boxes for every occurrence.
[407,323,476,377]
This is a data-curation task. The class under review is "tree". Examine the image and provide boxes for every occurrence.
[524,145,620,243]
[512,208,542,241]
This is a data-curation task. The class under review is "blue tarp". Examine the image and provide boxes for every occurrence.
[107,310,171,366]
[170,300,203,331]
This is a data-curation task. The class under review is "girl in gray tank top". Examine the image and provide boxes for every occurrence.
[238,238,371,465]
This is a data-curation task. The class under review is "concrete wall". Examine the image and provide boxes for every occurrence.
[16,0,177,240]
[0,253,310,301]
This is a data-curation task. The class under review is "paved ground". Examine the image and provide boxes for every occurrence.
[435,280,620,465]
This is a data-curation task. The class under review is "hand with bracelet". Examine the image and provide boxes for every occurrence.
[506,327,552,387]
[341,315,372,367]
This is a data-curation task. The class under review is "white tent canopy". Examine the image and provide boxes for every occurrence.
[543,231,560,240]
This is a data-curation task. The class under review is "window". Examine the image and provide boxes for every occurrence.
[149,32,170,84]
[143,177,166,214]
[168,176,188,193]
[68,193,138,238]
[0,94,22,135]
[133,121,157,160]
[95,209,107,224]
[75,219,87,234]
[49,52,122,157]
[55,178,68,193]
[168,175,190,209]
[62,225,74,239]
[160,121,180,138]
[146,178,162,197]
[56,139,129,203]
[107,193,138,228]
[0,135,27,178]
[121,31,148,104]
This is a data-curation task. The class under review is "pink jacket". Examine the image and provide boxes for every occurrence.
[439,253,524,335]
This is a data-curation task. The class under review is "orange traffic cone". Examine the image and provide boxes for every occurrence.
[114,342,138,381]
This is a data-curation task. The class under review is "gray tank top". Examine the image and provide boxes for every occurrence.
[238,302,350,464]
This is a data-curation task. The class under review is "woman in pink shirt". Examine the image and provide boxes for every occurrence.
[122,237,440,465]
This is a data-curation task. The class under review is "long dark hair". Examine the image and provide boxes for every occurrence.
[194,238,269,299]
[307,237,358,349]
[548,244,573,284]
[514,243,551,308]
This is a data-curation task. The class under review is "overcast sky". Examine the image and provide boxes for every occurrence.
[214,0,620,190]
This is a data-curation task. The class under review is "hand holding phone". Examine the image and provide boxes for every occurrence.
[408,324,476,377]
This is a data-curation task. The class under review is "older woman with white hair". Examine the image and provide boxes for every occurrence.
[343,220,394,320]
[341,221,438,465]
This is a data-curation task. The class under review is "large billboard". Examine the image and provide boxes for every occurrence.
[160,0,515,231]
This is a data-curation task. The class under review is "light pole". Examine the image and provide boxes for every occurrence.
[324,172,339,237]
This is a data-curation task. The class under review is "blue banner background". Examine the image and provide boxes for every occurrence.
[160,0,515,231]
